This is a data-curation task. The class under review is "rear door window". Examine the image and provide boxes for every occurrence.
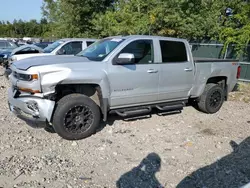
[160,40,187,62]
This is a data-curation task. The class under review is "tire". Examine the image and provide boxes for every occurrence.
[52,94,101,140]
[196,83,225,114]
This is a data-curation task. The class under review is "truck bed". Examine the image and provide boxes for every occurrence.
[190,57,239,98]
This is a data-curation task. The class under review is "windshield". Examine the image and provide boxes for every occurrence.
[9,42,18,48]
[77,38,125,61]
[43,40,64,53]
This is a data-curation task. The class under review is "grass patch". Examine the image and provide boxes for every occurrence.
[229,82,250,103]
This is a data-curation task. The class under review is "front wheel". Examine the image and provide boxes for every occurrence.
[52,94,101,140]
[195,83,225,114]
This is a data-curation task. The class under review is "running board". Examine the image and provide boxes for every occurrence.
[156,104,184,112]
[115,107,152,117]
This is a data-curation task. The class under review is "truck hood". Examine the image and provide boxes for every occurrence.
[12,55,92,70]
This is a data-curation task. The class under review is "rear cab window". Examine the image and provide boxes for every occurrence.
[159,40,187,62]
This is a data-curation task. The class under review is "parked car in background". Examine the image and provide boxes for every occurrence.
[11,44,44,55]
[0,40,18,50]
[0,40,19,65]
[8,35,241,140]
[9,38,98,63]
[34,42,53,49]
[17,42,26,46]
[9,44,44,64]
[0,49,13,66]
[3,44,44,77]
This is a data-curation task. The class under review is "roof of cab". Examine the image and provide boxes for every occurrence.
[106,35,187,42]
[59,38,98,42]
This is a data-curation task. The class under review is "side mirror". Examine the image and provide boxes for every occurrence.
[57,48,66,55]
[116,53,135,65]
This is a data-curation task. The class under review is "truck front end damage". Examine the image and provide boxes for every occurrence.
[7,65,69,128]
[8,88,55,128]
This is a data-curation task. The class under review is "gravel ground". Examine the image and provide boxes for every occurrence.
[0,70,250,188]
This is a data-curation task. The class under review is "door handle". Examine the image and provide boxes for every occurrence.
[184,68,193,72]
[147,69,158,73]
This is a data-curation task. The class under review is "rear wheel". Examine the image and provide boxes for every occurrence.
[196,83,225,114]
[52,94,100,140]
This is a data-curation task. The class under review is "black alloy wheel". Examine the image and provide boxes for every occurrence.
[64,105,94,134]
[52,94,101,140]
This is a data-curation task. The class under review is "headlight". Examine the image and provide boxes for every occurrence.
[3,54,8,59]
[13,71,39,81]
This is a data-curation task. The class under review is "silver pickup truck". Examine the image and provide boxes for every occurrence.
[8,35,241,140]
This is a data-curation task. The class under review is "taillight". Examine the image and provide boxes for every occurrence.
[237,66,241,79]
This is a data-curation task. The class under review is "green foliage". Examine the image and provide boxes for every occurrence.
[0,19,50,38]
[92,0,226,40]
[42,0,114,38]
[42,0,59,22]
[93,0,165,37]
[220,1,250,57]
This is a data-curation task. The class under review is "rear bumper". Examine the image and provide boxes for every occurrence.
[8,88,55,128]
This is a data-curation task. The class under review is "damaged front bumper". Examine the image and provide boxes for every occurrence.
[8,88,55,128]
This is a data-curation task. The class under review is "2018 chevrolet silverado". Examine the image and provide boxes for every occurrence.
[8,35,241,140]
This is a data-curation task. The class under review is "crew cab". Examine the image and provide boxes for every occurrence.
[7,35,241,140]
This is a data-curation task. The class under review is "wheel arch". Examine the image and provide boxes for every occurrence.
[53,83,108,121]
[206,76,228,100]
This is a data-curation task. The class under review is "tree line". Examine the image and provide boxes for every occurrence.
[0,0,249,55]
[0,19,50,38]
